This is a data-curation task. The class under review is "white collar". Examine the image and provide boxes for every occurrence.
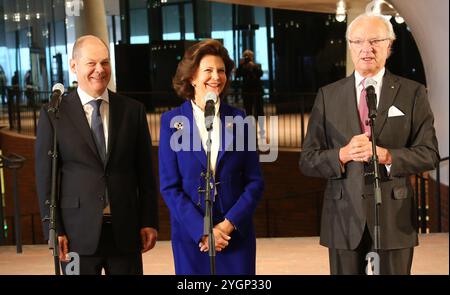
[77,87,109,105]
[354,68,385,88]
[191,99,221,118]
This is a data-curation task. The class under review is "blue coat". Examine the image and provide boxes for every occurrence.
[159,101,264,274]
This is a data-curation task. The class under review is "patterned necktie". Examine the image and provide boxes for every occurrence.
[358,79,371,137]
[89,99,106,163]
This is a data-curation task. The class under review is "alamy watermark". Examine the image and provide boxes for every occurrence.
[169,115,279,162]
[65,0,84,17]
[365,252,380,275]
[64,252,80,275]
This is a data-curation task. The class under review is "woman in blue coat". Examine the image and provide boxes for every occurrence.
[159,39,264,275]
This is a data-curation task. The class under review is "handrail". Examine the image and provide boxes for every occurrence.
[435,156,449,232]
[415,156,448,233]
[0,153,26,252]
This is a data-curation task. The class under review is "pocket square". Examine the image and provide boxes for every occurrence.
[388,105,405,117]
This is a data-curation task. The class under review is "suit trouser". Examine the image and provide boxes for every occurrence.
[62,218,143,275]
[328,225,414,275]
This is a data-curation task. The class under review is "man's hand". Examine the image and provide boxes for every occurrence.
[58,235,70,262]
[375,146,392,165]
[339,133,371,164]
[140,227,158,253]
[339,132,392,165]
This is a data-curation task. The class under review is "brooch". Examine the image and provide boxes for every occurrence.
[174,122,183,130]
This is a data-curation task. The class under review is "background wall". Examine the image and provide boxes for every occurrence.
[391,0,449,185]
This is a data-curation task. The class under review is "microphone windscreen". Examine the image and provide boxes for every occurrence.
[365,77,377,89]
[204,92,217,104]
[52,83,65,94]
[365,78,377,118]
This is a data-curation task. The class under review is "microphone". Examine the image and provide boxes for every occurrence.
[47,83,65,113]
[365,78,377,119]
[204,92,218,131]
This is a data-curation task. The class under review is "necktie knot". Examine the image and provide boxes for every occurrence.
[89,99,102,116]
[360,78,366,88]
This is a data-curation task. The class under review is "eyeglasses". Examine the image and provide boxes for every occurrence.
[348,38,390,48]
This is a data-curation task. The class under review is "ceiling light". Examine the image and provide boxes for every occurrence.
[394,13,404,24]
[335,0,346,22]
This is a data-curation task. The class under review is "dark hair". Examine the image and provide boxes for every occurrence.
[172,39,235,100]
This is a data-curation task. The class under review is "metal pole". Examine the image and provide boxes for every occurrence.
[420,174,427,233]
[12,168,22,253]
[0,159,4,244]
[0,190,5,245]
[15,91,21,132]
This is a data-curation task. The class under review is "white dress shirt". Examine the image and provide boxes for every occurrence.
[191,99,221,175]
[77,87,109,151]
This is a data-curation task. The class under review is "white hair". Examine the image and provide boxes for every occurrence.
[346,13,396,41]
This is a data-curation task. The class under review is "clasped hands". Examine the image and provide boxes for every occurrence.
[199,219,234,252]
[339,132,392,165]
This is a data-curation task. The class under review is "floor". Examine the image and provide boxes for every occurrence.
[0,233,447,275]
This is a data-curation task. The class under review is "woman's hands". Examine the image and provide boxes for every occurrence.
[199,219,235,252]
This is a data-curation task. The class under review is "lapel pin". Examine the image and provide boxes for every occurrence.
[174,122,183,130]
[226,122,233,129]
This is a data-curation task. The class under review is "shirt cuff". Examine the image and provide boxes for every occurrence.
[385,164,392,175]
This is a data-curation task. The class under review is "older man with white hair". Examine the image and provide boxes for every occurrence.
[299,13,439,274]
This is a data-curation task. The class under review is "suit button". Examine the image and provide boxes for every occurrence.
[99,196,104,201]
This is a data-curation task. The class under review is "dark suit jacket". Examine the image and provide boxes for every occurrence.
[35,90,158,255]
[299,71,439,250]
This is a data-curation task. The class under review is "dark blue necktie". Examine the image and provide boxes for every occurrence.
[89,99,109,211]
[89,99,106,164]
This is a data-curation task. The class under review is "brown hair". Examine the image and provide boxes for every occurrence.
[172,39,235,100]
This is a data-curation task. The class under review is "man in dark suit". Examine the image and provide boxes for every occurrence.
[35,35,158,275]
[299,13,439,275]
[235,50,264,118]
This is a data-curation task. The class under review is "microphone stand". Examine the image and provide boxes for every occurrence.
[366,112,382,275]
[203,128,216,275]
[45,96,62,275]
[198,96,217,275]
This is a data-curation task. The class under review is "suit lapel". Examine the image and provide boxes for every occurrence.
[217,103,234,167]
[181,101,207,169]
[106,91,119,165]
[343,75,362,137]
[375,71,399,137]
[63,91,100,161]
